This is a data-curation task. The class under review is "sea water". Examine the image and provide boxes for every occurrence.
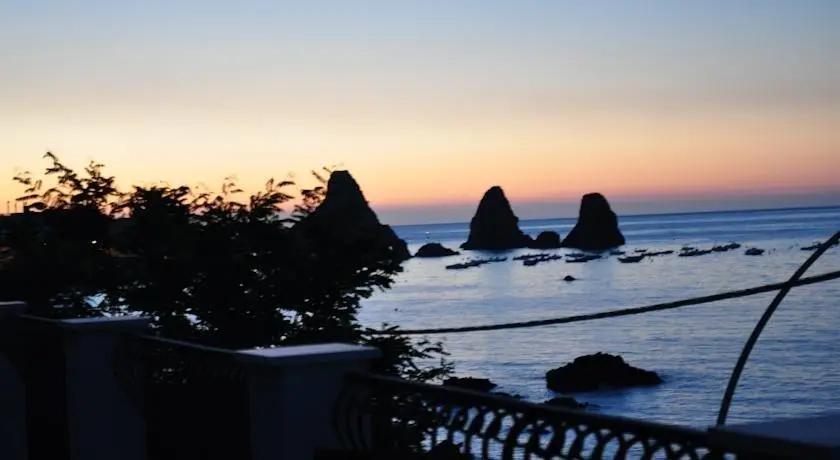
[359,206,840,428]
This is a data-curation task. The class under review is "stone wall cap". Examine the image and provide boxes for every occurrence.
[236,342,380,367]
[0,301,26,317]
[21,314,151,331]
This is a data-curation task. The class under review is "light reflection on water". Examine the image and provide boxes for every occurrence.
[361,207,840,428]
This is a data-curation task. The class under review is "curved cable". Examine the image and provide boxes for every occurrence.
[364,270,840,336]
[716,231,840,426]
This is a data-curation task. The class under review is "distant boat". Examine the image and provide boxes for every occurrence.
[712,242,741,252]
[745,248,765,256]
[566,254,601,263]
[618,254,646,263]
[446,256,508,270]
[514,253,550,261]
[445,263,469,270]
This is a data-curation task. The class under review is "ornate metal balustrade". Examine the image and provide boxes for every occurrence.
[114,333,251,460]
[330,372,773,460]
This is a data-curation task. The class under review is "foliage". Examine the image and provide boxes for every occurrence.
[2,153,118,316]
[364,325,453,382]
[291,166,331,221]
[1,152,452,381]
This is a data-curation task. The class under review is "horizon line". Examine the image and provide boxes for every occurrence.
[390,204,840,228]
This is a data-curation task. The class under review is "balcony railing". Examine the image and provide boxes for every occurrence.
[328,372,749,460]
[114,333,251,460]
[1,289,837,460]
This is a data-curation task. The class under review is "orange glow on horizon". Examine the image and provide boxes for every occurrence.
[1,108,838,214]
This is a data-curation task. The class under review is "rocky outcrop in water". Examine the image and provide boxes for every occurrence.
[530,231,562,249]
[415,242,459,258]
[561,193,625,251]
[461,186,533,250]
[543,396,592,409]
[443,377,497,392]
[545,352,662,393]
[298,170,410,261]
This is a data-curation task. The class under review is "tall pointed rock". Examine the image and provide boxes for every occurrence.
[561,193,625,250]
[300,170,410,261]
[461,186,532,250]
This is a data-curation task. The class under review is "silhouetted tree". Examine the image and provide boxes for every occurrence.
[2,152,451,382]
[291,167,331,221]
[2,153,119,316]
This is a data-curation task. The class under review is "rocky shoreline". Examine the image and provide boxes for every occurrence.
[439,352,662,410]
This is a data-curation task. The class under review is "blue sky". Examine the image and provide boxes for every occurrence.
[2,1,839,224]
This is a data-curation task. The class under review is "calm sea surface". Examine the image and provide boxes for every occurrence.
[359,206,840,428]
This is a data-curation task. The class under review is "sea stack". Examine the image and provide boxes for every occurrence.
[461,186,532,250]
[299,170,411,261]
[415,242,460,258]
[561,193,625,251]
[530,231,562,249]
[545,352,663,393]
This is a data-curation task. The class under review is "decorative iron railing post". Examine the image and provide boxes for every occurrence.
[235,343,380,460]
[0,301,27,460]
[47,315,151,460]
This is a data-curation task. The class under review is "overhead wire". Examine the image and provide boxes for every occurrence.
[364,248,839,336]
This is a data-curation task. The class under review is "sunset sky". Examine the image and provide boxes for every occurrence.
[2,1,839,224]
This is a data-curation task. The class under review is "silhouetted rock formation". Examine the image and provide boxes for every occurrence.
[443,377,497,392]
[415,242,459,258]
[545,352,663,393]
[461,186,533,250]
[530,231,562,249]
[563,275,576,282]
[299,170,410,261]
[543,396,592,409]
[561,193,625,251]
